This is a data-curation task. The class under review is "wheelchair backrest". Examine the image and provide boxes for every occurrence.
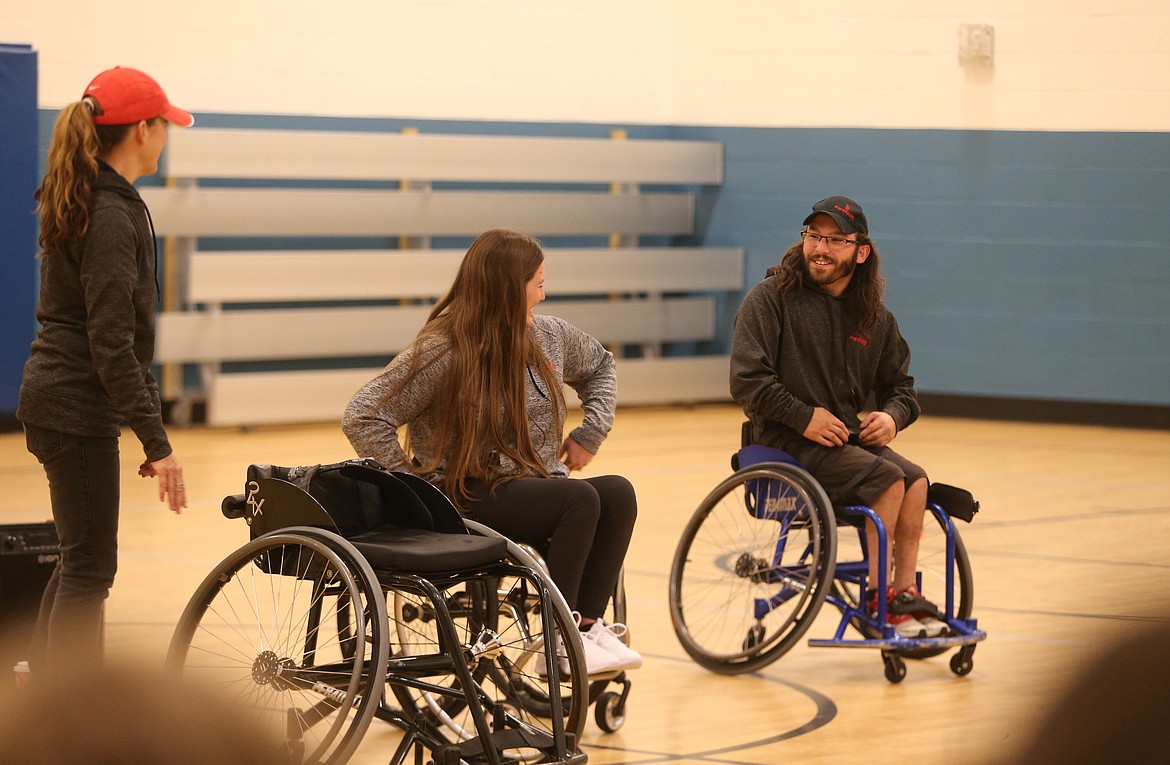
[239,459,469,540]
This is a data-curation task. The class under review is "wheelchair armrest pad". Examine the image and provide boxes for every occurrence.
[928,483,980,523]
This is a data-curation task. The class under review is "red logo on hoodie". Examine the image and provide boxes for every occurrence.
[849,334,868,346]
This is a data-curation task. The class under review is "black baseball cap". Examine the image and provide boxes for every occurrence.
[803,195,868,236]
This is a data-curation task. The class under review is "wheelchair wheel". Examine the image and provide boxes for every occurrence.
[670,462,837,674]
[167,528,389,765]
[388,522,588,763]
[833,508,974,659]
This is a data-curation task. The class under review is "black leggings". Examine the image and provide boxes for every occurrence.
[466,475,637,619]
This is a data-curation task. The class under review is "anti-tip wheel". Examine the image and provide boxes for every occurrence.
[950,647,975,676]
[594,691,626,732]
[883,651,907,684]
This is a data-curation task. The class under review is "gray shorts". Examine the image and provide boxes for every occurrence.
[782,441,927,507]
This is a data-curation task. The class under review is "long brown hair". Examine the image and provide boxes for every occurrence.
[400,229,564,505]
[33,99,138,258]
[773,234,886,332]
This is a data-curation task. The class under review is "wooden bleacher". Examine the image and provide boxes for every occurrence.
[146,128,742,427]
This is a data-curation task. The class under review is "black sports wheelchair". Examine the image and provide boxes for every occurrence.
[167,458,631,765]
[669,429,986,683]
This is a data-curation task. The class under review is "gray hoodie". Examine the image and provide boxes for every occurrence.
[342,314,616,485]
[18,162,171,461]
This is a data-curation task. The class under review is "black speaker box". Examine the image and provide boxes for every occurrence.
[0,522,59,671]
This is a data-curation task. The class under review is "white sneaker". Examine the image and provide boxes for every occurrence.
[536,635,570,679]
[536,629,623,678]
[584,619,643,671]
[579,632,625,676]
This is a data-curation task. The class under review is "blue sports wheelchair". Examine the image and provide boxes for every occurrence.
[166,458,631,765]
[669,433,986,683]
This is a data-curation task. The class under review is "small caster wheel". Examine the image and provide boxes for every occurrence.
[950,647,975,676]
[743,624,766,651]
[594,690,625,732]
[882,651,906,683]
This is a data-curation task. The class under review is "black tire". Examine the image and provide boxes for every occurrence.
[167,528,389,765]
[387,520,588,762]
[669,463,837,674]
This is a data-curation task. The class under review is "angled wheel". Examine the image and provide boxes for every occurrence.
[833,507,974,659]
[387,522,587,763]
[670,463,837,674]
[167,528,389,765]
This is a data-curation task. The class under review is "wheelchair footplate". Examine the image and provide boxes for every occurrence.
[807,609,987,683]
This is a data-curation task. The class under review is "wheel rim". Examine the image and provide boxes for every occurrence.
[167,531,387,765]
[670,464,837,672]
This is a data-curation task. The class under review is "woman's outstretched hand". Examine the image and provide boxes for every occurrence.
[140,453,187,514]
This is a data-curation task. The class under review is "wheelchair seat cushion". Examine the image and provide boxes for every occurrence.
[349,525,508,574]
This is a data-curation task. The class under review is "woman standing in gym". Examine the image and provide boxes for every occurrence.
[343,228,642,675]
[17,67,193,675]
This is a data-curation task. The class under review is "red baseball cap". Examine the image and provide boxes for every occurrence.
[82,67,194,127]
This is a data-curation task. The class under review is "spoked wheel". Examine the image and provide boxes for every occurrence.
[832,507,974,659]
[167,528,389,765]
[669,463,837,674]
[388,533,587,763]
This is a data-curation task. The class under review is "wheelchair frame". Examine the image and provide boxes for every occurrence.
[488,529,634,734]
[669,446,987,683]
[166,461,591,765]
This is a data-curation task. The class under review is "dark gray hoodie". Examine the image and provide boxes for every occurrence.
[18,161,171,461]
[730,265,920,449]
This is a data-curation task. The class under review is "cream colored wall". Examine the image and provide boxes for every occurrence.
[6,0,1169,130]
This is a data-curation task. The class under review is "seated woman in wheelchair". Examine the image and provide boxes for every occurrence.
[342,227,642,675]
[730,195,946,639]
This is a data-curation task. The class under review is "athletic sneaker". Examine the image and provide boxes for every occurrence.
[867,587,928,639]
[891,585,949,638]
[536,635,570,679]
[585,619,643,670]
[537,621,626,678]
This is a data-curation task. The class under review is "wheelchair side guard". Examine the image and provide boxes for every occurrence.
[243,477,341,539]
[734,447,813,523]
[387,470,471,535]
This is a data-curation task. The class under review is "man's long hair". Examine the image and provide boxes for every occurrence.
[773,234,886,332]
[396,228,564,506]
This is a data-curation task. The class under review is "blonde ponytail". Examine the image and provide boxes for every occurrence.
[33,100,133,258]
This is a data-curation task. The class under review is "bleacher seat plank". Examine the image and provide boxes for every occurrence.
[155,298,716,364]
[206,356,732,427]
[163,129,723,185]
[181,248,744,304]
[140,188,695,238]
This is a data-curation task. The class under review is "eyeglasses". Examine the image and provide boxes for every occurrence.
[802,230,860,251]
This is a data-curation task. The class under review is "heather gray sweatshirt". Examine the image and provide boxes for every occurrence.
[342,314,616,485]
[18,162,171,461]
[730,266,920,449]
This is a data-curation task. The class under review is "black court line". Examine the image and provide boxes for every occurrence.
[964,547,1170,570]
[582,653,837,764]
[966,505,1170,529]
[975,605,1170,624]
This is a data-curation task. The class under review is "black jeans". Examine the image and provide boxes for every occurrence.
[466,475,637,619]
[23,424,120,670]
